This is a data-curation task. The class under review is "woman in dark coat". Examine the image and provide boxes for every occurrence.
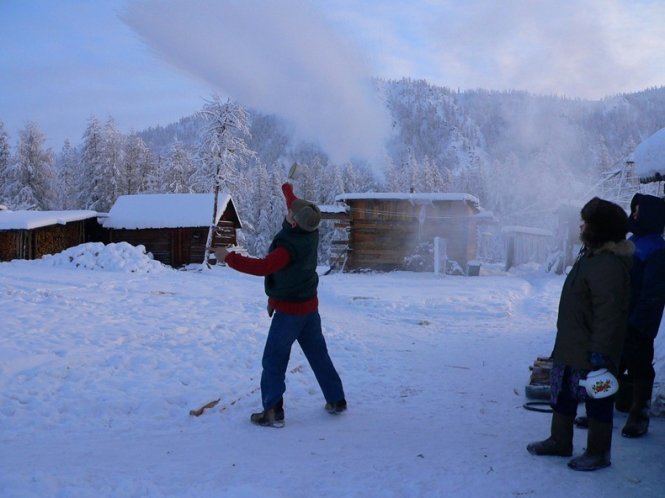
[527,197,633,471]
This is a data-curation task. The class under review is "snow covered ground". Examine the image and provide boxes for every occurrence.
[0,243,663,498]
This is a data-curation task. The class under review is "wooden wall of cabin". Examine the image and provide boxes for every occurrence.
[107,221,237,268]
[188,222,237,266]
[187,228,206,266]
[417,201,477,267]
[0,222,87,261]
[86,218,109,244]
[33,222,85,259]
[345,199,418,271]
[0,232,21,261]
[344,199,477,272]
[108,229,174,266]
[213,221,237,246]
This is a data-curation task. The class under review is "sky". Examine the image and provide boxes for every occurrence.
[2,0,665,160]
[1,243,663,497]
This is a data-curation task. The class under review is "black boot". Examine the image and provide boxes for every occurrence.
[250,401,285,428]
[527,412,574,456]
[568,418,612,471]
[622,380,652,438]
[325,399,347,414]
[274,398,285,422]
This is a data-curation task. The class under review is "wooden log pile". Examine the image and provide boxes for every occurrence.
[525,356,553,400]
[529,356,553,385]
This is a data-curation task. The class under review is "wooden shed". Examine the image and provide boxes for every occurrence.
[332,193,481,273]
[102,193,241,268]
[0,210,99,261]
[502,225,554,271]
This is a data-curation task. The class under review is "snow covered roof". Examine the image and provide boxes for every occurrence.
[319,204,348,214]
[632,127,665,182]
[103,193,235,229]
[335,192,480,206]
[0,210,98,230]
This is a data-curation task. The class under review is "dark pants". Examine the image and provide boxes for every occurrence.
[553,367,615,424]
[261,310,345,410]
[619,330,655,383]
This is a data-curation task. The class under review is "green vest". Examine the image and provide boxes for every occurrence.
[264,220,319,301]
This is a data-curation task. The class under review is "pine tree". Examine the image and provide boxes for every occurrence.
[78,116,105,210]
[5,122,54,210]
[384,159,404,192]
[160,139,195,193]
[54,140,80,209]
[325,162,346,201]
[422,156,446,192]
[196,96,255,265]
[123,132,151,195]
[247,162,274,255]
[98,117,124,211]
[0,121,10,206]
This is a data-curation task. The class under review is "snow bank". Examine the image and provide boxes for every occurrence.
[41,242,166,273]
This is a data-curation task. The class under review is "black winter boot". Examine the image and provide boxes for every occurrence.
[325,399,347,414]
[621,380,652,438]
[527,412,574,456]
[250,403,285,428]
[568,418,612,471]
[274,398,285,422]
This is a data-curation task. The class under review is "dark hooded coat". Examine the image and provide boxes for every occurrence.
[552,198,634,370]
[627,193,665,339]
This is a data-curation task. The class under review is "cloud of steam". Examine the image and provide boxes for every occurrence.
[120,0,391,166]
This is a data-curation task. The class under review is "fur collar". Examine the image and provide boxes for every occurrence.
[591,239,635,258]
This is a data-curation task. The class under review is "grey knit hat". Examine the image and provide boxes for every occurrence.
[291,199,321,232]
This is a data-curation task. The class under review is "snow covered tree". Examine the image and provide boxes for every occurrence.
[54,140,80,209]
[78,116,105,210]
[98,117,124,211]
[421,156,449,192]
[5,122,54,210]
[245,162,275,255]
[293,156,327,203]
[324,162,346,201]
[77,116,125,211]
[196,96,255,265]
[267,166,289,230]
[159,139,195,193]
[122,132,151,195]
[0,121,10,205]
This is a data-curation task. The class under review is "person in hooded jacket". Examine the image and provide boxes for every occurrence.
[214,182,346,428]
[617,193,665,438]
[527,197,633,471]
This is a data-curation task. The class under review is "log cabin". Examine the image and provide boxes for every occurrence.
[331,193,481,273]
[0,210,99,261]
[102,193,241,267]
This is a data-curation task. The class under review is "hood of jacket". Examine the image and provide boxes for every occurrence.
[629,193,665,236]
